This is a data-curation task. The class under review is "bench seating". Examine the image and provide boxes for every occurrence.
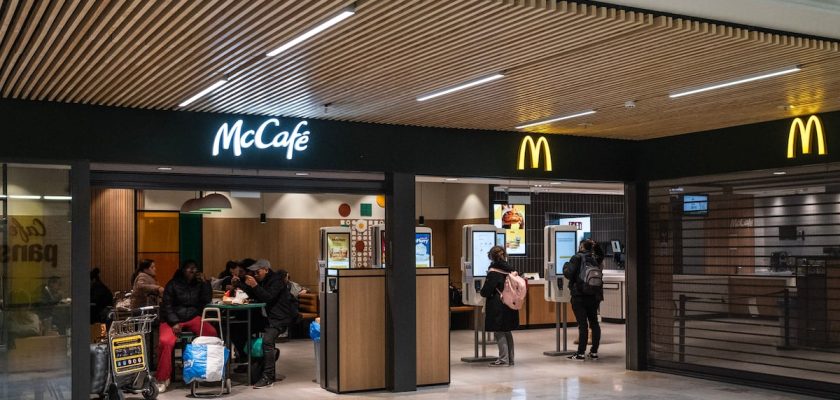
[293,292,319,338]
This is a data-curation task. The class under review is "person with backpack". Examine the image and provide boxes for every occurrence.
[480,245,521,367]
[563,239,605,361]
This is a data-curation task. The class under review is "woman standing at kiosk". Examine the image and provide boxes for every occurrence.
[480,246,519,367]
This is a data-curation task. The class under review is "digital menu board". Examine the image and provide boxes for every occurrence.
[493,204,526,255]
[327,233,350,269]
[472,231,496,277]
[555,231,577,274]
[415,232,431,268]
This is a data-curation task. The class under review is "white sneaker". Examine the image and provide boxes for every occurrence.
[156,379,169,393]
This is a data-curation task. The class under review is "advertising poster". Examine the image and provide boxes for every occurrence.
[327,233,350,269]
[493,204,526,255]
[415,233,431,268]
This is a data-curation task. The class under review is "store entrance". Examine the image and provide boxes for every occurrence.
[414,176,629,389]
[88,166,386,397]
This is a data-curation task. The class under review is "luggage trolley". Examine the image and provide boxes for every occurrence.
[94,307,159,400]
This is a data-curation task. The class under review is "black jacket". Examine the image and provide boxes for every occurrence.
[563,251,605,301]
[90,280,114,324]
[480,260,520,332]
[162,276,212,326]
[244,270,299,329]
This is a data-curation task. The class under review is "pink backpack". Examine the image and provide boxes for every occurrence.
[490,268,528,310]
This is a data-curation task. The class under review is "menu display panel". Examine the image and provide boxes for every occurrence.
[415,232,431,268]
[555,231,577,274]
[327,233,350,269]
[472,231,495,277]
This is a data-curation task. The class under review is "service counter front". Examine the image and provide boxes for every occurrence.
[321,269,386,393]
[416,268,450,386]
[520,280,576,327]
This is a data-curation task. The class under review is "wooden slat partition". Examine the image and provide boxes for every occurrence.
[90,188,135,291]
[202,218,340,290]
[0,1,838,139]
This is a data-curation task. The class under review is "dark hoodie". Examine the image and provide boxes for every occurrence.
[480,260,520,332]
[162,273,211,326]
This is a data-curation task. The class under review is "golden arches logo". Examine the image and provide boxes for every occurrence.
[787,115,827,159]
[517,136,552,172]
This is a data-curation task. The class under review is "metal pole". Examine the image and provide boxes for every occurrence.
[460,307,496,362]
[543,302,575,356]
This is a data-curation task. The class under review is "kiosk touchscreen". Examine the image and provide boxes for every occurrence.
[461,224,506,306]
[415,227,433,268]
[318,226,351,294]
[544,225,578,302]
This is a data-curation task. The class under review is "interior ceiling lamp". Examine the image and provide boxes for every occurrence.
[669,66,801,98]
[178,78,228,107]
[515,110,596,129]
[417,73,504,101]
[198,193,232,212]
[180,198,201,213]
[266,5,356,57]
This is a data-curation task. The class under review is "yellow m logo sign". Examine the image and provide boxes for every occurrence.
[517,136,552,171]
[787,115,827,159]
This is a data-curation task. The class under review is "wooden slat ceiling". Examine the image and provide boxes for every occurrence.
[1,0,839,140]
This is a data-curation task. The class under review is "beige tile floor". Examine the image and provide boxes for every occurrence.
[155,323,823,399]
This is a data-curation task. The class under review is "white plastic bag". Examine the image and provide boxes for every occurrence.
[183,336,228,383]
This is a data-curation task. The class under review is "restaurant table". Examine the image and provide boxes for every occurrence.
[205,302,266,387]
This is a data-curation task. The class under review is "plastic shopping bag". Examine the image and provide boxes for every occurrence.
[183,336,229,383]
[310,321,320,342]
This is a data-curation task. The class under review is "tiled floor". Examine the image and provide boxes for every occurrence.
[155,324,822,399]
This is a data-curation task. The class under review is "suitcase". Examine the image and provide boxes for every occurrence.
[90,343,110,395]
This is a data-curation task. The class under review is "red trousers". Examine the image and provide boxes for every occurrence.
[155,316,218,382]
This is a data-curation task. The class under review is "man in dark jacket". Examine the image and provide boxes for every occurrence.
[563,239,605,361]
[243,259,299,389]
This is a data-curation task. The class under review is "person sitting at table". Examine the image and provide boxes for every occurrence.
[156,260,217,393]
[242,259,298,389]
[130,259,163,309]
[213,260,240,290]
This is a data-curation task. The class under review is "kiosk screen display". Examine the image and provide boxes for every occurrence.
[415,232,431,268]
[683,195,708,215]
[555,231,577,274]
[496,233,506,246]
[472,231,495,277]
[326,233,350,270]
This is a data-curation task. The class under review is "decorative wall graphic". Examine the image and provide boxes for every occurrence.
[350,218,384,268]
[376,195,386,208]
[360,203,373,217]
[338,203,351,217]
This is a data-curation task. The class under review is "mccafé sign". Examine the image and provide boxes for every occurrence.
[1,217,59,268]
[787,115,827,159]
[517,135,553,172]
[212,118,311,160]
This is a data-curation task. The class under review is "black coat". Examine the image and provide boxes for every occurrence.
[162,276,212,326]
[480,260,520,332]
[244,270,299,329]
[90,280,114,324]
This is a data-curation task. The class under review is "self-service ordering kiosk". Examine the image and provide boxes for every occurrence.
[370,225,434,268]
[460,224,506,306]
[543,225,578,356]
[317,226,351,294]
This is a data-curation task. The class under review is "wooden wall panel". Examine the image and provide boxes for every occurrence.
[416,269,450,386]
[90,188,135,292]
[202,218,340,291]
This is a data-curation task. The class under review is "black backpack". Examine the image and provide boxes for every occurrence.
[449,285,463,307]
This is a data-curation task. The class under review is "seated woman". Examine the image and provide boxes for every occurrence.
[156,260,217,393]
[130,259,163,310]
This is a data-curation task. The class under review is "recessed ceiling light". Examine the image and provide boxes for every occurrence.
[773,171,787,175]
[295,172,310,176]
[444,178,458,182]
[266,7,355,57]
[417,73,505,101]
[516,110,596,129]
[178,78,228,107]
[669,66,800,98]
[157,167,173,171]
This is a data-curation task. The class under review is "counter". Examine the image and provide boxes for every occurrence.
[602,270,626,323]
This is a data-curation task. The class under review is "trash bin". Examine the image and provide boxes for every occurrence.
[310,320,321,384]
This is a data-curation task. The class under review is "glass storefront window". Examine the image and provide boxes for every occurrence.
[0,164,72,399]
[648,163,840,390]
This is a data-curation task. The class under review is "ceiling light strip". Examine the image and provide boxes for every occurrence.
[515,110,596,129]
[178,79,228,107]
[669,66,801,98]
[417,73,505,101]
[266,7,356,57]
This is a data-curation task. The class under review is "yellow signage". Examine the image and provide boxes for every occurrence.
[787,115,827,159]
[517,136,552,171]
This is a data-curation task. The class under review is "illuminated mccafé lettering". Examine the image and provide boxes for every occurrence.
[212,118,310,160]
[787,115,827,159]
[517,136,552,171]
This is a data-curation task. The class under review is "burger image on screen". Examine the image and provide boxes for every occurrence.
[501,207,524,229]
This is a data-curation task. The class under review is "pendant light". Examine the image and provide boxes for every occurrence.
[418,182,425,226]
[198,192,231,211]
[260,193,267,224]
